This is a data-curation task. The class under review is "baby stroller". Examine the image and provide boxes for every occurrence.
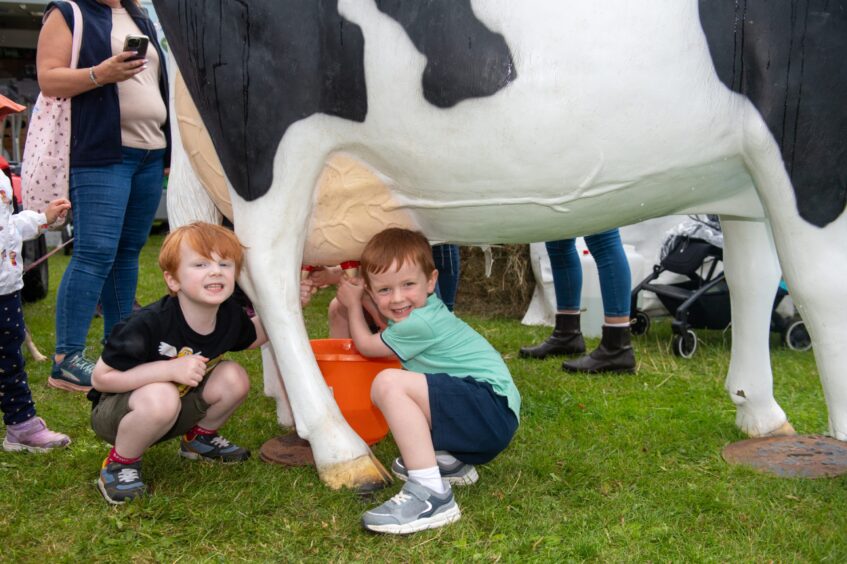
[629,216,811,358]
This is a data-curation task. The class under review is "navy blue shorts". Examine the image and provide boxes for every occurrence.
[426,373,518,465]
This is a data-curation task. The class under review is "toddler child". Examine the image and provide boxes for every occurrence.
[89,222,267,504]
[336,228,520,534]
[0,170,71,452]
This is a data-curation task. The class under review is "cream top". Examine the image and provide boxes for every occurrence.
[111,8,167,150]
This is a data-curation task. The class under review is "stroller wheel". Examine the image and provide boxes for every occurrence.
[631,310,650,336]
[784,318,812,352]
[673,330,698,359]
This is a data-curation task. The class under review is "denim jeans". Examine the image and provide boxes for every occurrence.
[432,244,460,311]
[545,229,631,317]
[55,147,164,354]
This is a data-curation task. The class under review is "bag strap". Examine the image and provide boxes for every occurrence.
[44,1,83,70]
[68,1,83,70]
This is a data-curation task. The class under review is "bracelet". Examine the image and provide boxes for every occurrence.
[88,66,102,87]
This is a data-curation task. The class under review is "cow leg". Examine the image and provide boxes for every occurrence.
[231,151,390,490]
[742,109,847,440]
[720,217,794,436]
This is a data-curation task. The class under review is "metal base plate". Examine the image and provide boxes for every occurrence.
[259,433,315,467]
[722,435,847,478]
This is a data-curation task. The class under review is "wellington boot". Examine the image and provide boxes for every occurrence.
[519,313,585,359]
[562,325,636,374]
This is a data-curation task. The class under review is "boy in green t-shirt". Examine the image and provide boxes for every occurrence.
[336,228,520,535]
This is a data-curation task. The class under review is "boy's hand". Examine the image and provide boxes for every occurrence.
[44,198,71,224]
[308,266,343,288]
[170,354,209,388]
[336,276,365,309]
[300,278,317,307]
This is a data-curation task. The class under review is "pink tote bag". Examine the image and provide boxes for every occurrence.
[21,0,82,217]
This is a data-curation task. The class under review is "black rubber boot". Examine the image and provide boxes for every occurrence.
[562,325,636,374]
[519,313,586,359]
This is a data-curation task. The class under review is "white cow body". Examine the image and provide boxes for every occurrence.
[163,0,846,490]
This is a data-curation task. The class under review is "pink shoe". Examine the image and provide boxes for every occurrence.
[3,417,71,453]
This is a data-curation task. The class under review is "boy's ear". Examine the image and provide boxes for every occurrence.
[427,268,439,295]
[163,271,180,295]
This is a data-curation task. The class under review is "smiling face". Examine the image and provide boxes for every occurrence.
[164,241,237,308]
[366,259,438,323]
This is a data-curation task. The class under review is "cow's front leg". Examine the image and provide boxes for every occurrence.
[231,150,390,491]
[720,217,794,437]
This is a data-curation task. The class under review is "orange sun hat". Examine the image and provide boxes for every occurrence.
[0,94,26,120]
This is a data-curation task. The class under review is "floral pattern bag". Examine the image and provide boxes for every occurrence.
[21,0,82,218]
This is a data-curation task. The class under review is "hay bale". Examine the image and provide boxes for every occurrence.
[454,244,535,318]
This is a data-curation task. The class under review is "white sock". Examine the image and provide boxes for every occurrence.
[605,322,630,328]
[435,451,459,466]
[407,466,447,494]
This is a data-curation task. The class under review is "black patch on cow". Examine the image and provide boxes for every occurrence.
[699,0,847,227]
[151,0,367,202]
[375,0,516,108]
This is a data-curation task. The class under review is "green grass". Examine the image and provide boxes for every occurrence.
[2,233,845,561]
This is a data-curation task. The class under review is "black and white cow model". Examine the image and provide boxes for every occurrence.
[154,0,847,490]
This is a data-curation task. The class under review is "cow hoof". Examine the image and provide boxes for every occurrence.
[763,420,797,437]
[318,451,393,492]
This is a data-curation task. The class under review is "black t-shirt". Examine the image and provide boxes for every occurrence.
[101,295,257,374]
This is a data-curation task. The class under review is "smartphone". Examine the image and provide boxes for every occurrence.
[122,34,149,61]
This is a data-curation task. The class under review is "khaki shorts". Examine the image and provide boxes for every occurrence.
[91,377,211,446]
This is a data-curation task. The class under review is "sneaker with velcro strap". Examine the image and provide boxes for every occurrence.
[391,456,479,486]
[362,480,461,534]
[179,433,250,463]
[98,458,146,505]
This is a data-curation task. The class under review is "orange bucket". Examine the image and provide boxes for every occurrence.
[310,339,396,445]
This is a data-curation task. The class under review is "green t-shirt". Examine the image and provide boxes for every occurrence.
[380,294,520,418]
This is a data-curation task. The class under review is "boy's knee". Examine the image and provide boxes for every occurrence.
[370,368,404,404]
[208,361,250,399]
[131,383,181,422]
[328,298,347,320]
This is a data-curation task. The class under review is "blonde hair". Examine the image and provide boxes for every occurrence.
[159,222,245,294]
[360,228,435,287]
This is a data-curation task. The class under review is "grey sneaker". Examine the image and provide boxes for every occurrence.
[180,433,250,463]
[392,456,479,486]
[48,351,94,392]
[98,458,146,505]
[362,480,461,534]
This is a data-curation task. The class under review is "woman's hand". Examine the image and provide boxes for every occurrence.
[44,198,71,224]
[92,51,148,85]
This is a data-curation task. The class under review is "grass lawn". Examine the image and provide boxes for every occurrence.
[2,233,845,561]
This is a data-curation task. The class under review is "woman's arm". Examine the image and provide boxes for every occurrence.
[36,9,147,98]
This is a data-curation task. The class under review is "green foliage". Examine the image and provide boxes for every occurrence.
[2,234,845,561]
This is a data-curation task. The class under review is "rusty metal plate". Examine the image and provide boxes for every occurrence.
[259,433,315,467]
[722,435,847,478]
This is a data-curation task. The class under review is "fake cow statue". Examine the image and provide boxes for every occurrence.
[153,0,847,490]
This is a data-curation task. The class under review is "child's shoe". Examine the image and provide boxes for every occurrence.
[179,433,250,463]
[391,457,479,486]
[48,351,94,392]
[2,417,71,453]
[362,480,461,534]
[98,457,146,505]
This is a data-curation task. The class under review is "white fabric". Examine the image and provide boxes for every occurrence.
[0,173,47,295]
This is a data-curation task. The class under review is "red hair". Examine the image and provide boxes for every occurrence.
[159,222,245,294]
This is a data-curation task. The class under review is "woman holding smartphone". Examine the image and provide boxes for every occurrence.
[36,0,170,392]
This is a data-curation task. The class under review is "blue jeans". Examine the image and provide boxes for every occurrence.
[55,147,164,354]
[545,229,631,318]
[432,244,460,311]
